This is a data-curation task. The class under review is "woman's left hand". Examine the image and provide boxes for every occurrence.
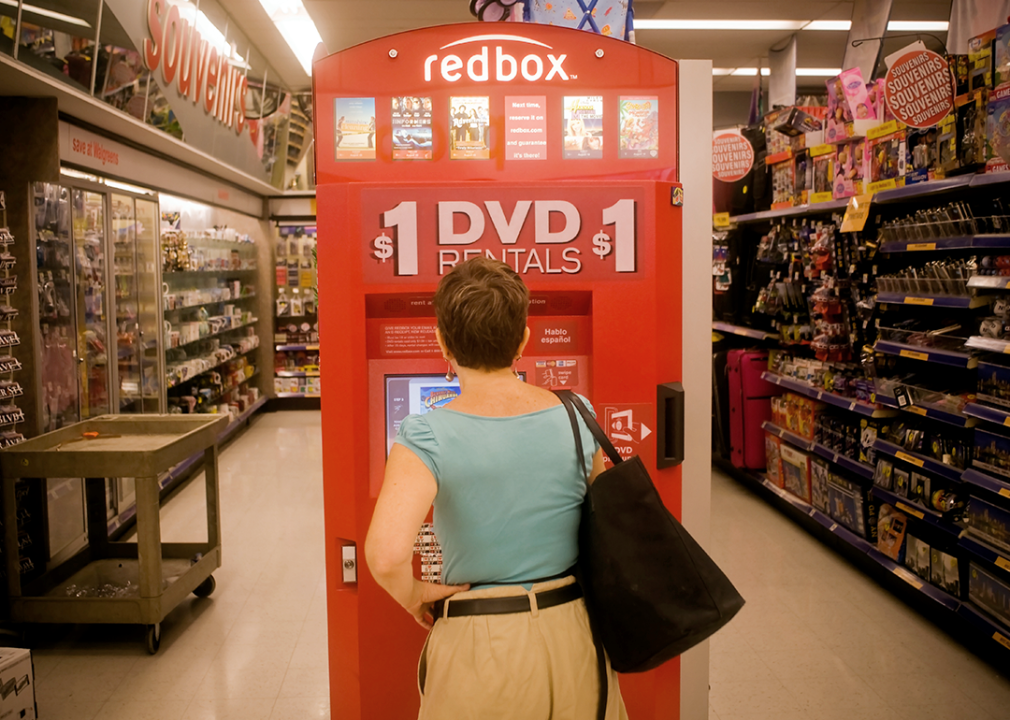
[406,580,470,630]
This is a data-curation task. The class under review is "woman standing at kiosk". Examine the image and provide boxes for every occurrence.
[365,257,627,719]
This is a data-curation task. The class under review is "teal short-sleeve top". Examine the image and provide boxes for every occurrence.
[394,395,600,587]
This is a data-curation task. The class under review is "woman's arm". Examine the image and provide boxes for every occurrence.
[365,444,469,629]
[588,448,606,485]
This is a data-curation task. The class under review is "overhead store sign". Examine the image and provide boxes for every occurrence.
[883,46,953,129]
[712,131,754,182]
[142,0,248,134]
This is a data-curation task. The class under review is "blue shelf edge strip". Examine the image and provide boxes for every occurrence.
[959,536,1010,577]
[761,372,887,416]
[873,340,974,368]
[876,394,971,427]
[810,444,876,480]
[963,403,1010,427]
[728,464,1010,652]
[961,468,1010,496]
[871,439,964,482]
[761,421,813,451]
[729,173,1010,225]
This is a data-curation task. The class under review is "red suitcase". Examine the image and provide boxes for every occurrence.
[727,350,779,469]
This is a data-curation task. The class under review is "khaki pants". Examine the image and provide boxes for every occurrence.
[418,577,628,720]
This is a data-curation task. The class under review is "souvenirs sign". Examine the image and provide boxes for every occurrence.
[884,47,954,129]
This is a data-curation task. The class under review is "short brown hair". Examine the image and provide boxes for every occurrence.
[434,257,529,370]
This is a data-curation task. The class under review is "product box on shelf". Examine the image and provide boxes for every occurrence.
[950,54,971,97]
[970,29,997,92]
[811,456,830,512]
[906,126,939,183]
[936,111,959,174]
[931,547,962,596]
[893,467,910,498]
[874,458,894,490]
[780,444,813,503]
[860,417,890,465]
[811,149,835,202]
[877,503,908,561]
[770,161,796,209]
[985,84,1010,173]
[827,472,871,539]
[832,139,866,199]
[977,361,1010,409]
[839,67,878,120]
[905,535,932,580]
[825,74,854,143]
[0,648,35,720]
[780,392,825,440]
[974,428,1010,480]
[965,496,1010,554]
[770,107,824,137]
[969,561,1010,628]
[909,472,933,507]
[869,129,907,188]
[765,431,784,487]
[793,150,812,205]
[956,90,988,170]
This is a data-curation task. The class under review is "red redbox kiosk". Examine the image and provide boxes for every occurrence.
[314,23,712,719]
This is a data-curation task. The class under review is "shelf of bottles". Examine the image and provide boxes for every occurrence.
[273,226,319,398]
[162,219,261,416]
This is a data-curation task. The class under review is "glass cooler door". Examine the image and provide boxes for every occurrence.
[72,190,111,418]
[135,198,163,413]
[33,182,80,432]
[111,194,142,413]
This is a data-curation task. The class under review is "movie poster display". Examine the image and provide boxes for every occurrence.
[563,96,603,159]
[392,96,433,160]
[619,96,660,159]
[335,98,376,160]
[450,96,490,159]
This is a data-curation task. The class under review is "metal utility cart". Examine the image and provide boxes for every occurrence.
[0,414,228,653]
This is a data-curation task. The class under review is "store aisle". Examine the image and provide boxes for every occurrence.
[30,411,329,720]
[708,468,1010,720]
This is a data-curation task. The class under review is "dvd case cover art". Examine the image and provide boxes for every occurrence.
[619,96,659,159]
[450,96,491,160]
[563,96,603,159]
[419,384,461,413]
[392,96,433,160]
[335,97,376,160]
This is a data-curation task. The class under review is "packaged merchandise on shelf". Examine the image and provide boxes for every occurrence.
[931,548,962,596]
[977,360,1010,408]
[936,112,959,174]
[793,150,812,205]
[839,67,877,121]
[814,412,861,458]
[811,456,830,512]
[769,107,824,137]
[875,257,973,297]
[905,534,932,580]
[859,417,891,465]
[772,392,825,440]
[780,444,813,502]
[985,84,1010,173]
[869,129,908,186]
[827,471,872,538]
[771,161,795,208]
[877,503,908,561]
[874,458,894,490]
[811,150,834,200]
[965,496,1010,553]
[956,91,988,170]
[906,127,940,183]
[893,466,911,497]
[909,472,932,506]
[832,139,866,200]
[765,432,783,487]
[974,427,1010,479]
[885,418,972,469]
[769,352,875,403]
[996,22,1010,87]
[969,29,997,92]
[826,74,854,143]
[969,562,1010,628]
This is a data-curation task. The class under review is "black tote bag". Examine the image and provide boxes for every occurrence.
[556,391,745,673]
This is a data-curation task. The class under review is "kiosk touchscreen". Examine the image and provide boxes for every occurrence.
[313,22,712,720]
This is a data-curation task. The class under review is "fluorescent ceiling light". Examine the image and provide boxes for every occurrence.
[258,0,323,75]
[714,68,842,77]
[635,19,805,31]
[104,179,155,195]
[0,0,91,28]
[60,167,100,182]
[174,2,249,69]
[638,19,949,33]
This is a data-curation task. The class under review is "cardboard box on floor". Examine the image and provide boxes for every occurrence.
[0,647,36,719]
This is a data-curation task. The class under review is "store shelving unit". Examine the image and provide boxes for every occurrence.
[716,168,1010,668]
[273,226,319,407]
[712,321,778,341]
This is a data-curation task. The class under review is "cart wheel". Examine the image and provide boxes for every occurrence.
[145,623,161,655]
[193,575,216,598]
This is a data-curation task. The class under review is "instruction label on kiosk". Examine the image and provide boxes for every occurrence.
[363,185,646,283]
[599,403,654,465]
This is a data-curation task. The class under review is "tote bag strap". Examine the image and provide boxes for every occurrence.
[555,390,624,466]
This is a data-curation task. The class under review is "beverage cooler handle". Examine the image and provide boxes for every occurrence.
[656,382,685,468]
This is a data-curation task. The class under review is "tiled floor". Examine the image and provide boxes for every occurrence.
[708,468,1010,720]
[25,413,1010,719]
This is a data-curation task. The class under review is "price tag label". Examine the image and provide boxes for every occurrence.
[1000,488,1010,499]
[907,406,928,416]
[995,632,1010,651]
[904,297,934,306]
[811,191,834,204]
[1003,417,1010,428]
[829,523,838,531]
[896,502,925,520]
[996,556,1010,573]
[893,566,924,589]
[841,194,874,233]
[895,451,925,468]
[808,508,817,517]
[713,212,731,228]
[905,242,936,251]
[899,349,930,361]
[868,120,900,139]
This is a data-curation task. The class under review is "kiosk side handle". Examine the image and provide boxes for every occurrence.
[657,382,685,468]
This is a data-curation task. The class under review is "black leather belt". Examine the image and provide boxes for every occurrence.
[432,582,582,620]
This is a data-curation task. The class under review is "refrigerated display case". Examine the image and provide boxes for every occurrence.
[31,178,166,563]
